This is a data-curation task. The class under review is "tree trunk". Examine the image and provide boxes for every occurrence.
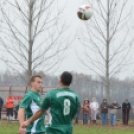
[106,0,110,103]
[28,1,33,85]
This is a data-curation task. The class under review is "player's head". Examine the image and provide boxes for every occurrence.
[30,75,43,92]
[59,71,72,86]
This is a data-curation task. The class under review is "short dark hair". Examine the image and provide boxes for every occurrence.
[84,99,89,103]
[103,99,107,101]
[60,72,72,86]
[30,75,42,83]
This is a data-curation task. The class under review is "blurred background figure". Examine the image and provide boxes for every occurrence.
[109,100,121,126]
[90,97,99,124]
[6,93,14,120]
[14,101,20,120]
[81,99,90,125]
[75,104,81,124]
[0,96,4,120]
[122,100,131,125]
[42,93,52,125]
[100,99,109,125]
[45,109,52,125]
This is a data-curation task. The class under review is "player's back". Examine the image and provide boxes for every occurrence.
[41,88,79,134]
[50,88,79,125]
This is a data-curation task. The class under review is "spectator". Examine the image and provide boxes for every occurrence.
[122,100,131,125]
[14,101,20,120]
[81,99,90,125]
[0,96,4,120]
[100,99,109,125]
[90,97,99,124]
[75,104,81,124]
[109,100,121,126]
[45,109,52,125]
[6,93,14,120]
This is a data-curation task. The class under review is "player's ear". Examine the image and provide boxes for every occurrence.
[59,78,62,84]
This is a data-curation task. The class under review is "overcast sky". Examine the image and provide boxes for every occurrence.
[0,0,134,80]
[57,0,134,80]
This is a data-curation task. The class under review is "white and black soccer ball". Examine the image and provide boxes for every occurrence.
[77,5,93,20]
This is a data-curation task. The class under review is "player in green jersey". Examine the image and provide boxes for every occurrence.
[21,72,80,134]
[18,75,45,134]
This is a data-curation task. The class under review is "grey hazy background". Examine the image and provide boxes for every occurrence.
[0,0,134,79]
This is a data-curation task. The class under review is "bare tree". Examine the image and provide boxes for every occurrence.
[77,0,134,102]
[0,0,72,84]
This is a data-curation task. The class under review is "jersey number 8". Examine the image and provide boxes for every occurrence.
[64,99,70,115]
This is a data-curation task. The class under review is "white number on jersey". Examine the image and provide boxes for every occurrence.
[63,99,70,115]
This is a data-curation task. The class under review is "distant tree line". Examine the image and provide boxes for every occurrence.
[0,71,134,104]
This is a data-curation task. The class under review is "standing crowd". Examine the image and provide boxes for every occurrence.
[76,98,131,126]
[0,72,133,134]
[0,94,132,126]
[0,95,132,126]
[0,93,20,120]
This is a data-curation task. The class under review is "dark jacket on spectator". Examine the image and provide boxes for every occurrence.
[14,105,19,113]
[0,97,4,108]
[100,102,109,113]
[122,102,131,113]
[109,103,121,114]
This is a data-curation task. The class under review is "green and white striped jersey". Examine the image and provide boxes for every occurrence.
[20,90,45,133]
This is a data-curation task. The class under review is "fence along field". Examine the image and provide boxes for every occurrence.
[1,86,134,125]
[0,86,55,119]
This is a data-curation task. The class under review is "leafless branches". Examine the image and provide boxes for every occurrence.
[0,0,72,84]
[77,0,134,102]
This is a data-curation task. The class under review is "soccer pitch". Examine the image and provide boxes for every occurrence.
[0,122,134,134]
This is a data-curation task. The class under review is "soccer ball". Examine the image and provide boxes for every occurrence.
[77,5,93,20]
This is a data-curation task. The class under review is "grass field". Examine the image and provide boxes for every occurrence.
[0,121,134,134]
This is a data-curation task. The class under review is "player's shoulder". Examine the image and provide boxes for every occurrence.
[59,88,79,98]
[69,88,79,96]
[69,89,80,101]
[46,88,59,95]
[47,88,79,97]
[23,90,33,98]
[48,88,75,93]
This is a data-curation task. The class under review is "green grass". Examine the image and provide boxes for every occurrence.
[74,125,134,134]
[0,121,19,134]
[0,121,134,134]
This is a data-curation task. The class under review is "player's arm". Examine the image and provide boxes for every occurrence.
[18,107,28,134]
[18,108,26,126]
[18,95,32,134]
[22,92,51,128]
[22,109,45,127]
[18,95,32,126]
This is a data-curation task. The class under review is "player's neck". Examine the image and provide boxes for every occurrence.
[31,88,39,93]
[60,84,70,89]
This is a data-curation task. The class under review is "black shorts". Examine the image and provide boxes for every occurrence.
[6,108,13,116]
